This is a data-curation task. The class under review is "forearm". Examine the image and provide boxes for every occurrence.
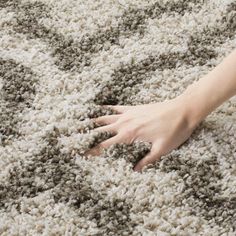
[178,49,236,128]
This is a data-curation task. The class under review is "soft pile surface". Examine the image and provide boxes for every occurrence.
[1,0,236,235]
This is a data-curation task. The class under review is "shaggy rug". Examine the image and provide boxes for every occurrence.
[1,0,236,235]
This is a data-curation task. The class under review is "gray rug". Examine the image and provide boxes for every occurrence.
[1,0,236,235]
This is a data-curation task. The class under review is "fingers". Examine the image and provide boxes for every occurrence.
[93,114,120,125]
[133,145,161,172]
[93,123,117,134]
[103,105,131,114]
[85,134,122,156]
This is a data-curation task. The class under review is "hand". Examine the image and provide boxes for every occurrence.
[86,97,199,172]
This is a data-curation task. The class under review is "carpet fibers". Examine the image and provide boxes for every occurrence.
[0,0,236,235]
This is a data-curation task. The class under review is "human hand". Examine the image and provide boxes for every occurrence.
[86,97,200,172]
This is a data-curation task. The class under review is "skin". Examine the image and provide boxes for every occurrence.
[85,49,236,172]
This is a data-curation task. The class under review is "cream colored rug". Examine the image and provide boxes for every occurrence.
[0,0,236,235]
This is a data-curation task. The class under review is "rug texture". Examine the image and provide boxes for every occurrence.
[1,0,236,235]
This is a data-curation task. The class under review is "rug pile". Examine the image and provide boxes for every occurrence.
[0,0,236,235]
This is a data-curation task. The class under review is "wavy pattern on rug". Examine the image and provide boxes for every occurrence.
[0,0,236,235]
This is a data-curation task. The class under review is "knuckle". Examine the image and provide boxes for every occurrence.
[121,127,138,144]
[127,127,136,136]
[117,115,131,124]
[130,122,143,135]
[98,142,107,151]
[94,126,103,132]
[99,142,105,149]
[154,141,165,154]
[96,115,107,122]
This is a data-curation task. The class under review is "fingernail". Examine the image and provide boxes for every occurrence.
[133,166,140,172]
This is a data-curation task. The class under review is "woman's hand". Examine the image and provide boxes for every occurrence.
[86,49,236,172]
[86,96,200,172]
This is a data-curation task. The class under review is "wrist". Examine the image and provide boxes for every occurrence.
[174,81,211,130]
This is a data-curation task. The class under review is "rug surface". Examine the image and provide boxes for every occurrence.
[1,0,236,235]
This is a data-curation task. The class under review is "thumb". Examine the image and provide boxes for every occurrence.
[133,145,161,172]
